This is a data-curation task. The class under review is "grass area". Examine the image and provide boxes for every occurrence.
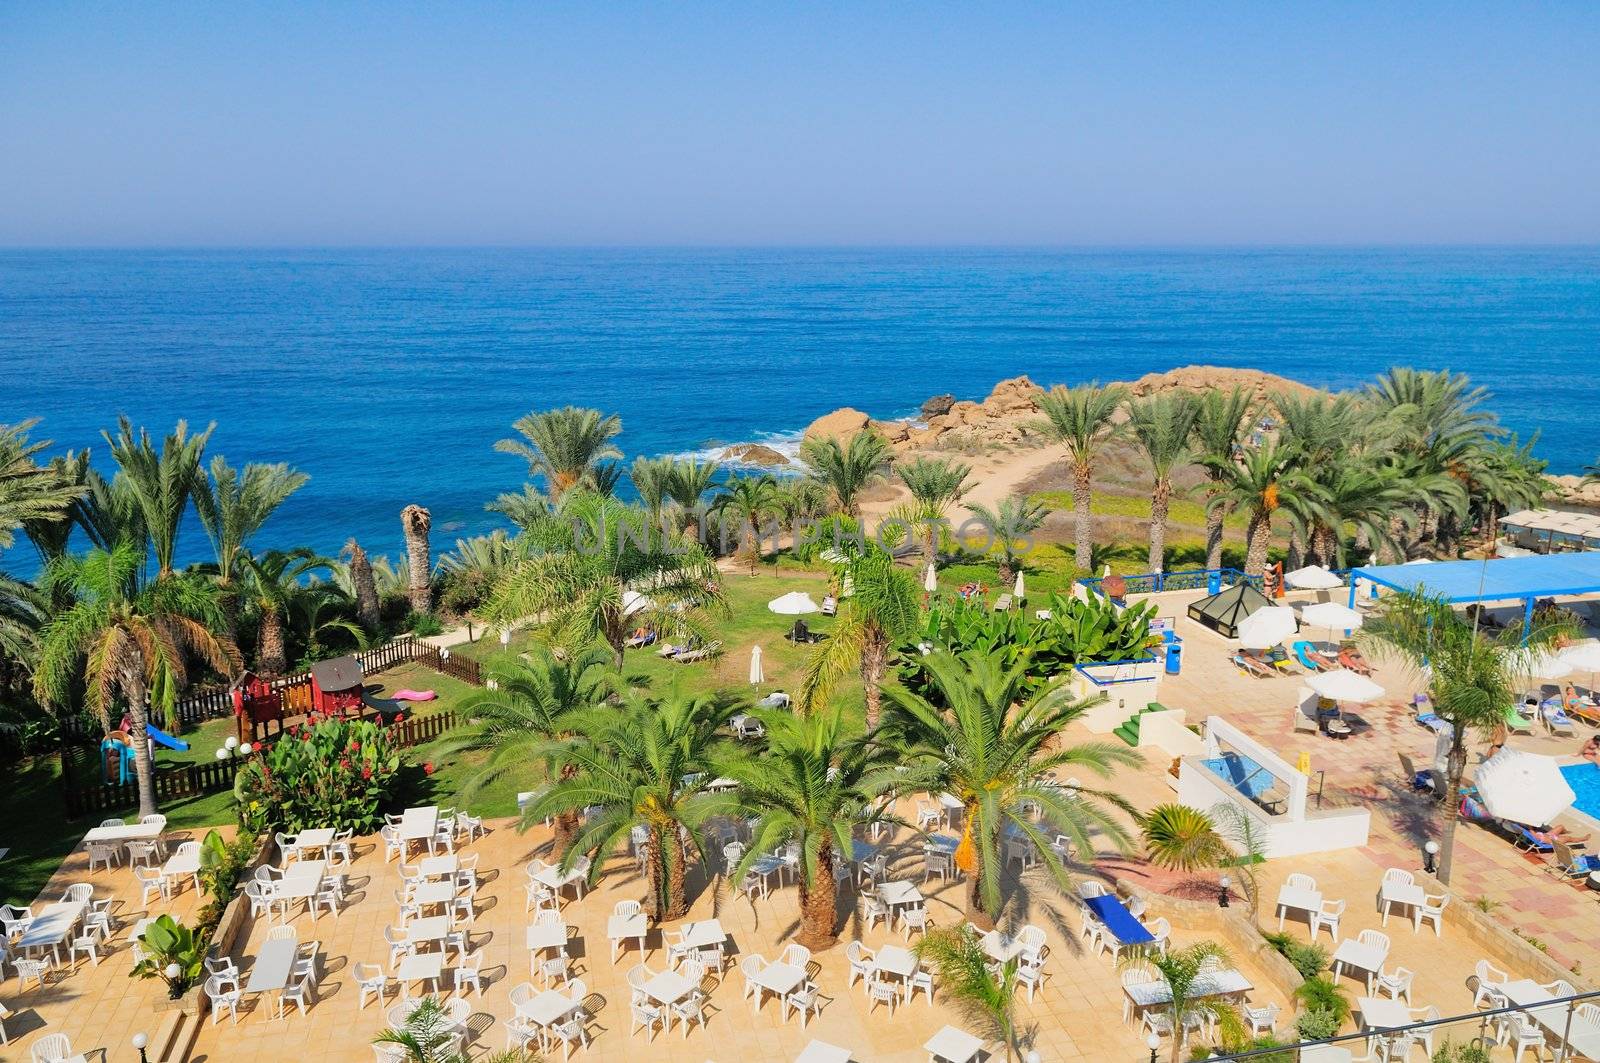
[1031,487,1249,530]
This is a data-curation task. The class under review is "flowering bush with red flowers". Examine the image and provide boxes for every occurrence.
[235,713,402,834]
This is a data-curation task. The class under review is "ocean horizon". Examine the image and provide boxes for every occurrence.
[5,246,1598,569]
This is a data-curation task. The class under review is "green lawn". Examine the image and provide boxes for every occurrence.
[1031,488,1249,530]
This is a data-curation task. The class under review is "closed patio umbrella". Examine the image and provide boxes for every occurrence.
[1474,749,1575,827]
[1014,570,1026,600]
[1236,606,1298,650]
[749,645,764,686]
[1307,668,1385,703]
[924,564,938,594]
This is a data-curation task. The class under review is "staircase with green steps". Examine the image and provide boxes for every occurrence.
[1113,702,1168,746]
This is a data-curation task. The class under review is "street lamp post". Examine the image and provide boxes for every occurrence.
[132,1032,149,1063]
[1423,839,1440,875]
[1218,873,1231,907]
[1147,1030,1162,1063]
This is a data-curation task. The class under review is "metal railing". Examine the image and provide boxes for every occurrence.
[1080,568,1261,598]
[1202,987,1600,1063]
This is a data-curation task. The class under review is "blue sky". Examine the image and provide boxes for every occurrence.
[1,2,1595,246]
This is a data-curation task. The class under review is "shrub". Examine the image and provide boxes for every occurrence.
[234,713,402,834]
[130,914,205,998]
[196,828,258,908]
[1294,1007,1342,1041]
[1263,931,1331,980]
[1293,975,1351,1023]
[1432,1043,1493,1063]
[407,611,444,636]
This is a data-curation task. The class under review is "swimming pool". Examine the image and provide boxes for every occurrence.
[1202,752,1280,801]
[1560,762,1600,821]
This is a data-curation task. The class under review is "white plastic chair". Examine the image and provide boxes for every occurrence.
[1245,1002,1279,1035]
[922,849,952,882]
[455,952,484,996]
[739,955,767,1003]
[354,962,389,1009]
[29,1033,76,1063]
[1309,898,1345,942]
[134,865,169,906]
[630,999,665,1041]
[205,973,241,1024]
[784,980,823,1027]
[1416,893,1449,936]
[846,941,874,987]
[866,975,898,1015]
[1376,966,1415,1004]
[780,942,811,969]
[1472,959,1509,1009]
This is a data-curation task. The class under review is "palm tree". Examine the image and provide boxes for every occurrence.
[711,475,783,573]
[800,546,920,728]
[1192,387,1255,570]
[22,450,96,570]
[285,583,367,668]
[1457,436,1548,553]
[1,421,86,550]
[628,456,675,528]
[1358,589,1572,883]
[486,484,553,532]
[915,926,1023,1062]
[1287,460,1415,568]
[0,572,46,673]
[495,406,623,502]
[341,538,382,633]
[33,543,240,816]
[718,705,896,950]
[964,495,1049,585]
[400,504,433,615]
[103,417,214,582]
[799,431,891,517]
[374,995,523,1063]
[239,548,334,674]
[1202,443,1314,578]
[449,646,615,855]
[1033,383,1127,572]
[1141,802,1268,927]
[878,651,1139,923]
[1120,942,1245,1063]
[1127,393,1200,573]
[193,456,309,639]
[482,492,724,669]
[895,456,974,569]
[775,476,831,544]
[527,690,738,919]
[663,457,722,535]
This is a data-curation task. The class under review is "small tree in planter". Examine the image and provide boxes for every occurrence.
[131,915,206,999]
[235,713,402,834]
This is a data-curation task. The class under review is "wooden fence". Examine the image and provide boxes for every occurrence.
[416,646,483,687]
[62,709,462,819]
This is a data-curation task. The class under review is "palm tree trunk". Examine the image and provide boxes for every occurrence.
[123,669,159,818]
[965,861,993,929]
[1072,464,1093,572]
[258,609,288,675]
[552,764,580,855]
[401,504,433,615]
[1285,530,1304,573]
[1204,482,1226,571]
[747,516,761,575]
[1245,513,1272,578]
[346,539,381,632]
[1437,738,1469,884]
[217,580,239,647]
[663,827,689,919]
[860,632,887,730]
[1149,479,1170,573]
[796,840,840,950]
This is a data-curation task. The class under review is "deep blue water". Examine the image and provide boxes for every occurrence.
[3,247,1598,570]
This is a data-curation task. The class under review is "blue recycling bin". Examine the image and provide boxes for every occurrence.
[1164,637,1183,675]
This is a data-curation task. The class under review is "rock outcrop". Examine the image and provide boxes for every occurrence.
[719,443,791,468]
[802,407,872,443]
[920,394,956,419]
[1546,475,1600,507]
[1125,365,1318,405]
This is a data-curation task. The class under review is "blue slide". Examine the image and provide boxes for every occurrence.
[144,724,190,752]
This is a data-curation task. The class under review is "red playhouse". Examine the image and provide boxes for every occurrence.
[232,672,285,743]
[309,655,366,716]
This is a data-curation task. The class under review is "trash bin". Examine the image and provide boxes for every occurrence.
[1165,638,1182,675]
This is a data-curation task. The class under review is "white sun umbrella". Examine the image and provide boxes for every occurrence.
[1236,606,1299,650]
[1474,748,1575,827]
[1559,641,1600,695]
[749,645,764,686]
[1284,565,1344,591]
[767,591,820,615]
[1307,668,1386,703]
[924,563,938,594]
[621,590,654,616]
[1524,651,1574,682]
[1014,570,1026,599]
[1301,601,1363,640]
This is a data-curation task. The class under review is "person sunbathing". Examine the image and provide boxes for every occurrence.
[1582,734,1600,762]
[1531,823,1591,848]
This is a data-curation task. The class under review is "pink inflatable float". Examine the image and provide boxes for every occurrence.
[391,689,437,702]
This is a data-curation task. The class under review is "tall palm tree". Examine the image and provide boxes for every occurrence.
[495,406,623,502]
[482,492,725,669]
[1359,590,1572,883]
[341,538,382,633]
[878,651,1139,923]
[1202,443,1313,578]
[400,504,433,615]
[239,548,334,674]
[449,646,616,855]
[1456,436,1548,553]
[1192,387,1255,570]
[711,475,783,573]
[718,705,896,949]
[964,495,1049,585]
[0,572,47,674]
[103,417,213,582]
[486,484,553,532]
[915,926,1024,1062]
[0,421,86,549]
[33,543,240,816]
[775,476,831,545]
[193,456,309,639]
[801,546,920,728]
[1120,942,1244,1063]
[1287,460,1415,568]
[527,690,738,919]
[285,583,367,669]
[1126,393,1200,573]
[799,431,891,517]
[628,455,675,528]
[1033,383,1127,572]
[663,457,722,535]
[1141,802,1268,927]
[895,456,974,568]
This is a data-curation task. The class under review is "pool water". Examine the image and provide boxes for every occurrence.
[1202,752,1279,801]
[1560,762,1600,821]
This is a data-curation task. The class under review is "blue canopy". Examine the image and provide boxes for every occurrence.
[1349,553,1600,604]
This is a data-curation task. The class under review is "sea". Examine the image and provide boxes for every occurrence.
[3,247,1598,570]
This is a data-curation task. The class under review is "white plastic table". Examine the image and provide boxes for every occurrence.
[396,952,444,998]
[1332,939,1388,991]
[1274,884,1322,929]
[925,1025,985,1063]
[411,881,455,908]
[520,988,582,1026]
[82,821,162,845]
[751,961,805,1011]
[979,930,1027,963]
[1357,996,1412,1030]
[608,911,647,961]
[795,1040,851,1063]
[244,936,299,1014]
[292,828,335,858]
[404,915,451,949]
[163,849,202,893]
[399,807,439,843]
[878,880,923,908]
[535,859,589,896]
[1124,969,1251,1008]
[419,854,458,878]
[641,969,694,1006]
[16,900,86,963]
[679,919,726,949]
[526,922,568,951]
[1503,979,1600,1060]
[1378,880,1425,927]
[874,944,919,980]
